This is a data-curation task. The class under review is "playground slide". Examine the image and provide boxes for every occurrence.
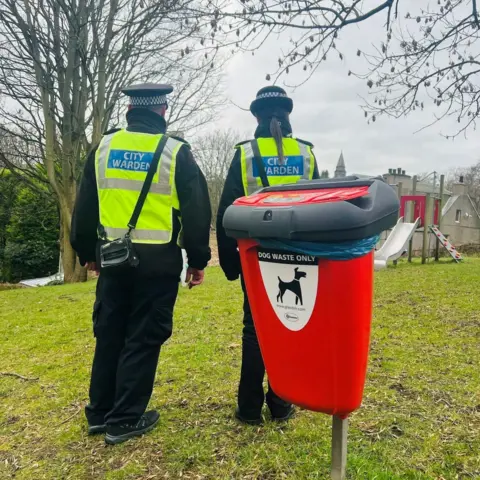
[374,217,420,270]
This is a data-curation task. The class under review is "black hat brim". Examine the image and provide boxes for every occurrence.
[250,96,293,116]
[121,83,174,97]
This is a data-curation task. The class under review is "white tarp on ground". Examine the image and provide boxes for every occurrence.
[20,273,64,288]
[19,254,64,287]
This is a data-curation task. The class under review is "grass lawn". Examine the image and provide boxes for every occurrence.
[0,259,479,479]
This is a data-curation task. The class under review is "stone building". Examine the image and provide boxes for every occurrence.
[336,156,480,249]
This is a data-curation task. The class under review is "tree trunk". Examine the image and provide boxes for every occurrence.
[60,211,87,283]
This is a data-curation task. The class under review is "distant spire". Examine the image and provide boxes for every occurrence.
[334,151,346,178]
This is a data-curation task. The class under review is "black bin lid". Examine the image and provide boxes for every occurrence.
[223,177,400,242]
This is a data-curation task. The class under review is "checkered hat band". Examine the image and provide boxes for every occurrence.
[129,95,167,106]
[257,92,287,99]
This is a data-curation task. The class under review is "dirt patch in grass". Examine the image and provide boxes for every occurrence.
[0,283,24,292]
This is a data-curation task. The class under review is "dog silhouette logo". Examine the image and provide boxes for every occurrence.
[277,267,307,306]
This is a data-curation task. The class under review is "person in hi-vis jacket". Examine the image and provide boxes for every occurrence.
[71,83,211,444]
[216,86,320,424]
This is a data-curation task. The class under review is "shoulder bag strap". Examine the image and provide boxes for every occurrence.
[250,139,270,188]
[127,134,169,232]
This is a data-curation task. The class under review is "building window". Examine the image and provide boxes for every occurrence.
[455,209,461,222]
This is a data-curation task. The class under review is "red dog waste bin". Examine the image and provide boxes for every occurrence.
[223,178,399,418]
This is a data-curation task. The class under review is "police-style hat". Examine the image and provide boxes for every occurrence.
[250,86,293,116]
[121,83,173,108]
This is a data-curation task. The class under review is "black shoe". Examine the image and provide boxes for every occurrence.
[271,406,295,422]
[235,408,263,426]
[105,410,160,445]
[88,424,106,435]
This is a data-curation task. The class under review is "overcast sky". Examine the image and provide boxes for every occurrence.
[209,1,479,178]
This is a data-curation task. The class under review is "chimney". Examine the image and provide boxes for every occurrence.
[397,167,402,174]
[452,175,467,196]
[402,170,406,175]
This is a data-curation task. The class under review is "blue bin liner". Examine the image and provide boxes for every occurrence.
[258,235,380,260]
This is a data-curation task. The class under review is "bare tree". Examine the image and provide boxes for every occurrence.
[0,0,224,282]
[447,162,480,210]
[193,128,240,220]
[359,1,480,138]
[0,116,51,195]
[192,1,400,76]
[196,1,480,136]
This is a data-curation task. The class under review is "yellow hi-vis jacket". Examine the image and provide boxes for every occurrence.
[237,137,315,196]
[95,129,184,244]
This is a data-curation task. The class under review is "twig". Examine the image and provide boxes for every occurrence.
[473,0,480,28]
[386,0,394,30]
[56,406,82,426]
[229,99,250,112]
[0,372,39,381]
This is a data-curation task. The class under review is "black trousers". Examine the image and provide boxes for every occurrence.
[238,279,291,419]
[85,271,179,426]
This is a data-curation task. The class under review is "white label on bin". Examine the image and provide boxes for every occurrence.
[257,248,318,331]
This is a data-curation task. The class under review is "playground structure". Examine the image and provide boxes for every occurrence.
[374,217,420,270]
[374,174,463,269]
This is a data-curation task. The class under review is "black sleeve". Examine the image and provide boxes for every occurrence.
[175,145,212,270]
[70,148,99,266]
[311,151,320,180]
[216,149,244,281]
